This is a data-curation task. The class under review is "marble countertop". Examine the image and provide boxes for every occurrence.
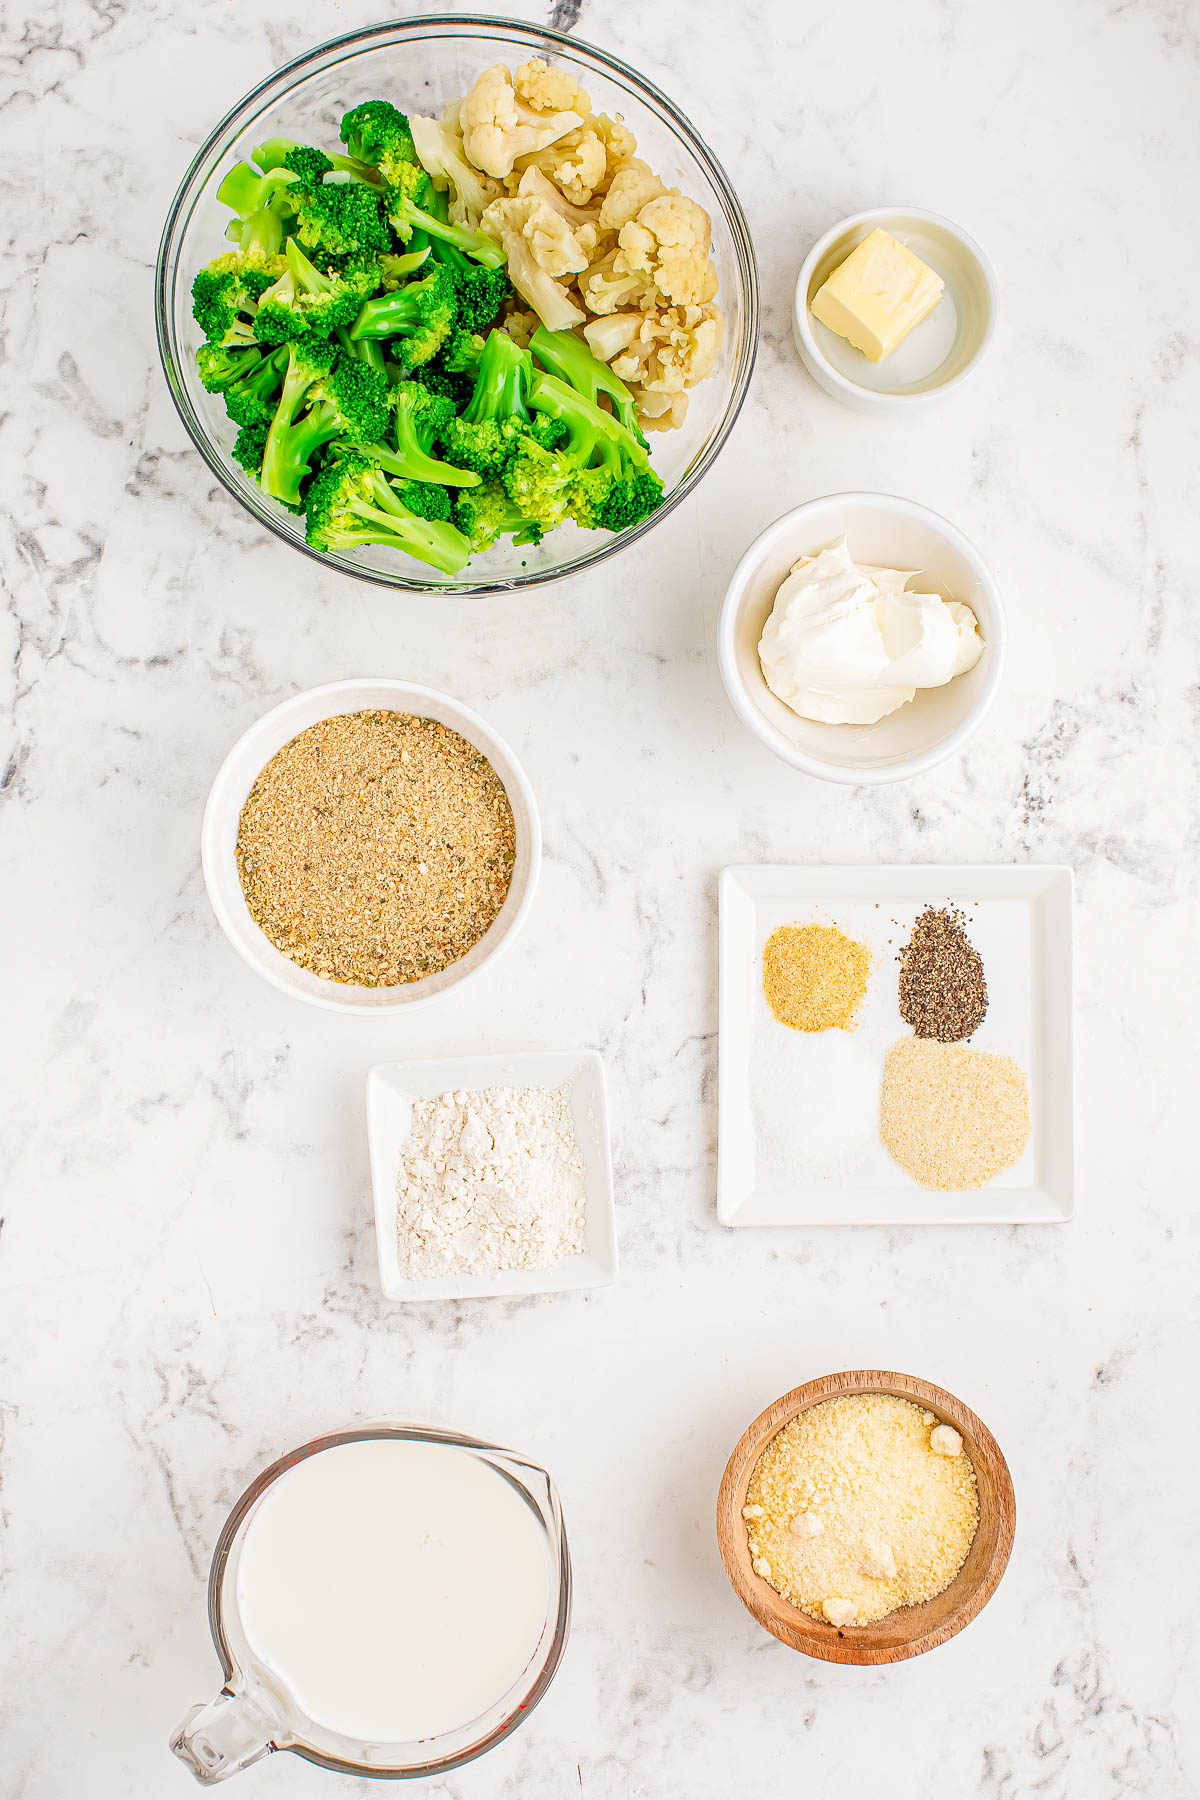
[3,0,1199,1794]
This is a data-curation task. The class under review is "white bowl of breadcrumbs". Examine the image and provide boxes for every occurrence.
[203,679,541,1012]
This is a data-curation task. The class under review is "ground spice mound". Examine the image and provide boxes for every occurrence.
[742,1393,979,1628]
[762,922,871,1032]
[881,1036,1030,1190]
[237,710,515,987]
[898,906,988,1042]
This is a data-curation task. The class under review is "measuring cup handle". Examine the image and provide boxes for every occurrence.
[170,1685,280,1784]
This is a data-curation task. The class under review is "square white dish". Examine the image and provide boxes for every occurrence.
[367,1050,618,1300]
[718,865,1074,1226]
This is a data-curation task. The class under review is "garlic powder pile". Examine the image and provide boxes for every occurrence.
[742,1393,978,1628]
[395,1084,587,1279]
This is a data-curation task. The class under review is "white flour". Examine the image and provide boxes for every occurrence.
[395,1084,588,1278]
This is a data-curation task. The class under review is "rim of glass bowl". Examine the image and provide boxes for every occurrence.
[154,13,759,596]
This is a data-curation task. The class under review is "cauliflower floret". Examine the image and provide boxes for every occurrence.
[482,195,589,279]
[513,125,608,205]
[597,160,668,232]
[514,168,607,261]
[582,311,642,361]
[592,111,637,175]
[579,248,660,315]
[636,389,689,431]
[616,194,716,306]
[514,57,592,118]
[609,302,724,394]
[459,63,585,179]
[479,195,587,330]
[549,129,606,205]
[497,305,540,349]
[408,107,500,228]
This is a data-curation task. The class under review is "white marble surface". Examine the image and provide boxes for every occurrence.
[2,0,1199,1794]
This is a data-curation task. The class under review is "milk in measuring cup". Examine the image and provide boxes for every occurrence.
[236,1437,551,1742]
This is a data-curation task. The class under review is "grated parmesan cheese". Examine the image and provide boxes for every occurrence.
[743,1393,979,1628]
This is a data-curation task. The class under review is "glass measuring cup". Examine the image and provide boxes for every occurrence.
[170,1422,571,1783]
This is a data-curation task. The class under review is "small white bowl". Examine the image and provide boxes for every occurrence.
[794,207,997,410]
[367,1050,619,1301]
[202,679,541,1011]
[717,493,1006,785]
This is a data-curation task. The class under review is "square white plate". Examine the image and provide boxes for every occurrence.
[367,1050,618,1300]
[718,865,1074,1225]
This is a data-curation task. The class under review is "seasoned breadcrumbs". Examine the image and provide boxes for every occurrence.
[762,922,871,1032]
[743,1393,979,1628]
[236,710,515,986]
[881,1036,1030,1190]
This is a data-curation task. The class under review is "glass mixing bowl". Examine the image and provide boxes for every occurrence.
[155,14,758,594]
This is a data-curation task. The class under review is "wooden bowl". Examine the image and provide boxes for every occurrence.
[716,1370,1015,1664]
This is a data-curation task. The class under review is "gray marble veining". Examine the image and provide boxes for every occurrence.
[1,0,1199,1795]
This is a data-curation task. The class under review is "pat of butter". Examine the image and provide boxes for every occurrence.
[810,227,944,363]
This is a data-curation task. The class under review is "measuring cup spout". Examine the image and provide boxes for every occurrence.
[170,1684,280,1784]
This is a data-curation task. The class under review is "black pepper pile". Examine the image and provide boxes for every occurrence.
[897,906,988,1042]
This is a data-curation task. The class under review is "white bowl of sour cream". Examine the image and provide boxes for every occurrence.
[717,494,1006,785]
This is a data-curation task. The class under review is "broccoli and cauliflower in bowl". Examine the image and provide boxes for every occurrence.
[179,54,733,581]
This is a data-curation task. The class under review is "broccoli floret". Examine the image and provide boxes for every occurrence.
[254,238,378,344]
[387,160,506,271]
[216,161,300,259]
[453,482,544,553]
[406,332,486,409]
[263,348,392,505]
[191,251,285,345]
[197,341,290,427]
[258,143,392,257]
[502,437,578,533]
[528,369,655,479]
[451,265,512,334]
[292,178,392,257]
[333,325,387,377]
[319,354,393,441]
[442,328,486,374]
[231,413,271,480]
[395,480,452,522]
[280,144,334,185]
[339,101,419,181]
[556,459,661,533]
[529,324,648,445]
[305,450,471,573]
[438,332,565,480]
[591,470,665,533]
[218,161,297,215]
[507,372,664,535]
[378,248,432,286]
[460,330,534,423]
[405,361,465,408]
[259,336,341,504]
[253,137,370,182]
[407,185,509,323]
[530,414,569,451]
[406,179,466,267]
[403,185,506,340]
[349,263,457,367]
[197,339,279,397]
[438,416,528,482]
[364,381,480,488]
